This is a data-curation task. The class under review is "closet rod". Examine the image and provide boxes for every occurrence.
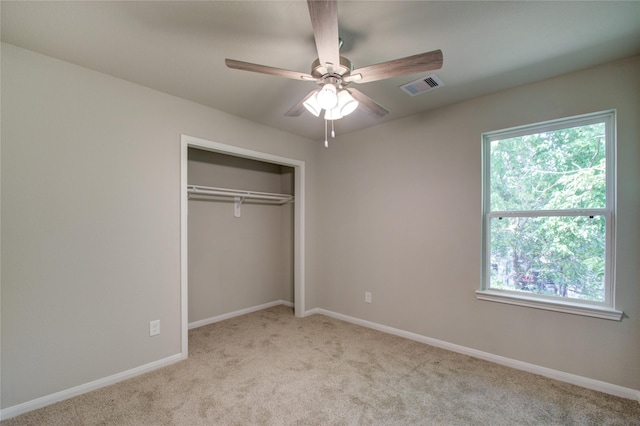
[187,185,294,204]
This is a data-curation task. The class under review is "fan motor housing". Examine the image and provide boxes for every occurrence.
[311,56,353,79]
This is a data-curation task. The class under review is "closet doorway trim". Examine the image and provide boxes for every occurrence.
[180,135,306,356]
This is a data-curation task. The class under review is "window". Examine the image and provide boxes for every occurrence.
[477,111,622,320]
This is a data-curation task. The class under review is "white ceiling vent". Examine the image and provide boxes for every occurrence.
[399,74,444,96]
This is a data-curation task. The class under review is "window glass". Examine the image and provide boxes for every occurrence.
[482,111,615,313]
[489,123,606,212]
[489,215,606,302]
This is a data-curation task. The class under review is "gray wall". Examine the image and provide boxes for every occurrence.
[187,149,294,323]
[316,56,640,390]
[2,40,638,411]
[0,43,318,408]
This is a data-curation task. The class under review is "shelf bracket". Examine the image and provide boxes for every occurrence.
[234,196,245,218]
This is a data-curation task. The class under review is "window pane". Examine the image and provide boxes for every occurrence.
[489,215,605,302]
[490,123,606,211]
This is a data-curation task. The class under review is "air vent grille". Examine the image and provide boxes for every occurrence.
[399,74,444,97]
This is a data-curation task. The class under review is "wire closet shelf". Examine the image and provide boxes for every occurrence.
[187,185,294,217]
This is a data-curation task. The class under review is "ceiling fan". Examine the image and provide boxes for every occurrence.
[225,0,443,145]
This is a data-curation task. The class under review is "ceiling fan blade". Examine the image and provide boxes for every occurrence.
[225,59,315,81]
[307,0,340,72]
[284,90,319,117]
[348,49,443,84]
[347,88,389,117]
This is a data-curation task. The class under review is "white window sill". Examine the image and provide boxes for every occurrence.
[475,290,623,321]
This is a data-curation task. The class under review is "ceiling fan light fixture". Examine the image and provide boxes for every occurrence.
[316,83,338,110]
[324,105,343,120]
[303,93,322,117]
[337,90,358,116]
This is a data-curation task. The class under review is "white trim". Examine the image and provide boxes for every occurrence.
[180,139,189,357]
[180,134,307,360]
[483,110,615,142]
[475,290,623,320]
[188,300,294,329]
[294,162,306,318]
[309,308,639,403]
[0,353,185,421]
[481,110,619,314]
[488,209,606,218]
[1,300,296,420]
[304,307,322,317]
[3,307,636,420]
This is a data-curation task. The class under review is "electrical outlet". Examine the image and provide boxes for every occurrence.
[365,292,372,304]
[149,320,160,336]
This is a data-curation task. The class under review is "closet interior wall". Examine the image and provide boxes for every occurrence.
[187,148,294,324]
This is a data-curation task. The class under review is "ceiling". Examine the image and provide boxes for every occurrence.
[2,1,639,141]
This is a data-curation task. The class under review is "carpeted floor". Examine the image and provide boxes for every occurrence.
[3,305,639,425]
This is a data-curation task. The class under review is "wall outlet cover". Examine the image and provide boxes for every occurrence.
[149,320,160,336]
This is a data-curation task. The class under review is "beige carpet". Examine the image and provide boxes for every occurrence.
[3,305,639,425]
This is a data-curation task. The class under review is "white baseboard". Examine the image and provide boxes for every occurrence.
[4,302,635,421]
[188,300,294,330]
[0,352,186,421]
[309,308,640,404]
[1,301,295,420]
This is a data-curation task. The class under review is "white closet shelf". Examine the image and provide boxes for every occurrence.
[187,185,293,203]
[187,185,294,218]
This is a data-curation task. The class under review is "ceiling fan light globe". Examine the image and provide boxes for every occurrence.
[324,106,343,120]
[316,84,338,110]
[303,95,322,117]
[337,90,359,116]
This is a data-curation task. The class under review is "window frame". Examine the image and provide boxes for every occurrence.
[477,110,622,320]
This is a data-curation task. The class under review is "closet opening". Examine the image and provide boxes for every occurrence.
[180,135,305,357]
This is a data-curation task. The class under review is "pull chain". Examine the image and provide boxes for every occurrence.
[324,119,329,148]
[331,120,336,138]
